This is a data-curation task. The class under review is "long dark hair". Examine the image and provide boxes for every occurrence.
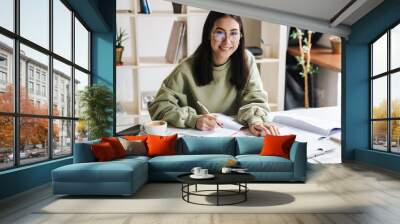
[192,11,249,90]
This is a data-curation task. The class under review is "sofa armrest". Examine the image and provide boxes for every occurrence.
[289,141,307,181]
[73,140,100,163]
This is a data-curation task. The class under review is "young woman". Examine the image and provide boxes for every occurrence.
[148,11,279,136]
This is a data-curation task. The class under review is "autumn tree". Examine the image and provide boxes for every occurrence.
[372,99,400,142]
[0,84,60,151]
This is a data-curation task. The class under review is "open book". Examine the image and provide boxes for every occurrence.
[272,114,340,137]
[166,113,247,137]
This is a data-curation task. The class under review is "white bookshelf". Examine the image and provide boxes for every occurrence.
[116,0,287,130]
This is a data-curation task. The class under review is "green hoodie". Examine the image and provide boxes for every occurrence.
[148,50,271,128]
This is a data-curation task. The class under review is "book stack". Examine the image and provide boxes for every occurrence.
[165,20,186,64]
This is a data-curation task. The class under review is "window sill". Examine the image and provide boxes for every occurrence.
[0,156,72,175]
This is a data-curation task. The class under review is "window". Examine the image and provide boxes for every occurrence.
[0,0,91,170]
[0,0,14,32]
[0,71,6,85]
[53,0,72,60]
[0,54,7,67]
[28,81,34,94]
[28,67,34,80]
[53,59,72,117]
[36,83,40,95]
[371,23,400,154]
[42,85,46,97]
[0,54,7,87]
[20,0,49,49]
[35,70,41,81]
[75,18,89,70]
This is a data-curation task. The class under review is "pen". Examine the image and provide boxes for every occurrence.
[196,101,223,128]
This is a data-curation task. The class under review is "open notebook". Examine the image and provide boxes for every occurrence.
[166,113,248,137]
[272,113,340,137]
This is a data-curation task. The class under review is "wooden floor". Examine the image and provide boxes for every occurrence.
[1,162,400,224]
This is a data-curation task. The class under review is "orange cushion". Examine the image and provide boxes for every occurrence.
[259,134,296,159]
[91,142,118,161]
[101,137,126,158]
[123,135,148,141]
[146,134,178,157]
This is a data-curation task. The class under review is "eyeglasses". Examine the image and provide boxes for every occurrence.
[212,30,242,42]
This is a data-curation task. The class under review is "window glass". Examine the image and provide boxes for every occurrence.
[74,18,89,70]
[1,0,93,168]
[20,44,49,115]
[0,0,14,31]
[0,116,13,170]
[74,69,89,118]
[53,119,72,158]
[75,120,88,143]
[53,0,72,60]
[391,120,400,153]
[391,24,400,70]
[372,121,388,151]
[19,117,49,165]
[372,34,387,76]
[0,35,14,113]
[20,0,49,49]
[372,77,387,119]
[391,72,400,118]
[53,59,72,116]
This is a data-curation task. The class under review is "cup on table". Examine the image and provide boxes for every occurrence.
[143,120,167,135]
[221,167,232,174]
[191,167,202,176]
[199,169,208,176]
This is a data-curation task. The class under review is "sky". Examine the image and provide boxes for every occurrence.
[0,0,89,75]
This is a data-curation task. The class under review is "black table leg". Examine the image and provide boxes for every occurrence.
[217,184,219,206]
[245,183,247,201]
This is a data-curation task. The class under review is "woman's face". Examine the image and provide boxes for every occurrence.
[210,16,241,65]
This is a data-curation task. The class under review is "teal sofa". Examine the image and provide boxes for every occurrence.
[52,136,307,196]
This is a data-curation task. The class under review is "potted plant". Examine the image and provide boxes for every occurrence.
[290,28,319,108]
[116,28,129,66]
[79,84,113,140]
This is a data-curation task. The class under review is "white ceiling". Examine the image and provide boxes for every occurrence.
[169,0,384,37]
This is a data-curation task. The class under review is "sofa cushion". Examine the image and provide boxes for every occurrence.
[91,142,118,161]
[118,137,147,156]
[260,134,296,159]
[101,137,127,158]
[236,155,293,172]
[235,137,263,155]
[148,154,235,172]
[146,134,178,157]
[123,135,148,141]
[52,158,147,183]
[179,136,235,155]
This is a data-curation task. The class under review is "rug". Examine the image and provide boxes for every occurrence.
[38,183,361,214]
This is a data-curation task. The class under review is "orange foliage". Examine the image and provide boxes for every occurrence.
[0,84,60,149]
[372,99,400,139]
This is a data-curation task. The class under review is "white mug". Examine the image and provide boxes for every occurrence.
[221,167,232,174]
[143,120,167,135]
[191,167,202,176]
[199,169,208,176]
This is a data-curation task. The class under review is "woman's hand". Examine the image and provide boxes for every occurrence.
[196,114,221,131]
[249,122,280,136]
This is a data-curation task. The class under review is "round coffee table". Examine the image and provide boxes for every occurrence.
[177,173,255,206]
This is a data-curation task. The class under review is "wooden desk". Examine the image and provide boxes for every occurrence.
[287,47,341,72]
